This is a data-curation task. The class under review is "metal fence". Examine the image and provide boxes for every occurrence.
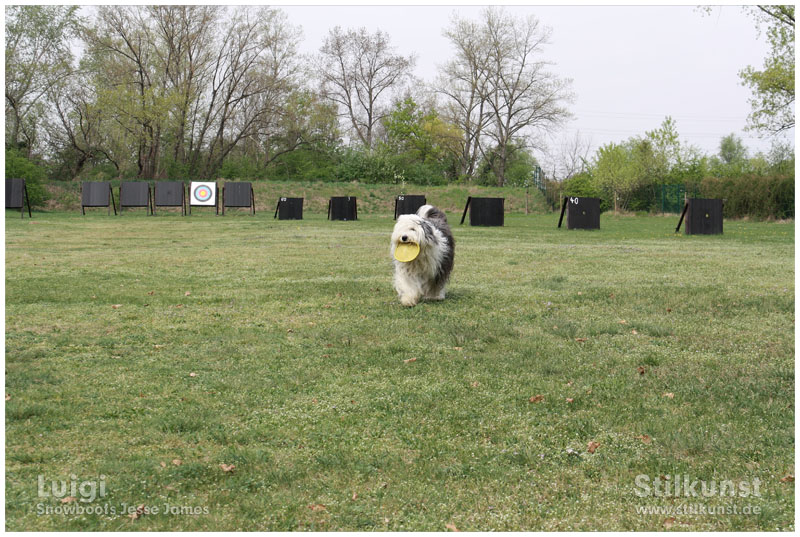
[660,184,699,213]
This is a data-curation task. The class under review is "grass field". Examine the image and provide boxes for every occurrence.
[5,209,795,530]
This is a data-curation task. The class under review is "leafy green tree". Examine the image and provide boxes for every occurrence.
[719,133,749,164]
[591,142,642,213]
[475,141,539,187]
[317,27,414,151]
[739,5,794,134]
[382,97,461,167]
[5,5,80,155]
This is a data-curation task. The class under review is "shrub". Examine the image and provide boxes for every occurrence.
[700,175,794,219]
[5,148,48,207]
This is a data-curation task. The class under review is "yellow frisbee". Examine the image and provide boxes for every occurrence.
[394,242,420,262]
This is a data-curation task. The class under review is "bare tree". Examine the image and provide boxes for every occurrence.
[437,15,492,180]
[552,131,592,181]
[148,5,220,167]
[80,6,300,179]
[192,7,301,177]
[317,27,414,150]
[481,8,573,186]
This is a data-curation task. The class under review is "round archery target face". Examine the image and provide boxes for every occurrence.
[194,185,212,202]
[191,182,216,206]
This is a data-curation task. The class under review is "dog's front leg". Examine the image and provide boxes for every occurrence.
[399,292,421,307]
[395,270,423,307]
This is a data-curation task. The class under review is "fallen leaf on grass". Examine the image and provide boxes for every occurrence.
[618,319,627,324]
[663,392,674,399]
[147,291,155,296]
[171,459,182,466]
[566,398,574,403]
[631,329,639,335]
[403,358,417,363]
[663,517,676,529]
[61,496,77,504]
[471,381,479,387]
[129,504,146,520]
[5,394,9,401]
[184,291,191,296]
[587,441,600,454]
[574,337,588,342]
[780,474,794,483]
[666,307,672,313]
[453,346,463,351]
[189,372,197,377]
[351,492,358,501]
[637,366,646,375]
[219,463,236,473]
[445,523,460,532]
[175,304,184,309]
[529,395,544,403]
[636,435,652,444]
[111,304,122,309]
[308,504,326,512]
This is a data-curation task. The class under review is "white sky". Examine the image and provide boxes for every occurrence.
[277,3,794,162]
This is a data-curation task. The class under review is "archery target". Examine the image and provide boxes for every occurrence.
[190,181,216,206]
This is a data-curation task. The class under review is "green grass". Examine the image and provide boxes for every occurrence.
[5,210,794,530]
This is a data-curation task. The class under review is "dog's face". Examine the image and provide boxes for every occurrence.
[391,214,427,251]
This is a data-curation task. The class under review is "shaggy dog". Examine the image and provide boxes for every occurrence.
[390,204,455,307]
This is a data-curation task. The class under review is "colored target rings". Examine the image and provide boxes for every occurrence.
[193,184,213,202]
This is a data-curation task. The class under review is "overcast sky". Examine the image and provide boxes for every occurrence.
[277,3,793,164]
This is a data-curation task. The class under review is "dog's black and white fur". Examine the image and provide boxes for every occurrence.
[390,204,454,307]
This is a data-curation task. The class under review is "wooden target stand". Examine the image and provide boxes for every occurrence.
[188,181,219,215]
[222,182,255,215]
[394,195,426,219]
[328,196,357,221]
[154,181,187,215]
[558,196,600,230]
[119,181,153,215]
[81,181,117,215]
[675,198,723,234]
[459,197,504,226]
[6,178,32,218]
[274,197,303,220]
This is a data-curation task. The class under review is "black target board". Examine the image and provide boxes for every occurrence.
[459,197,504,226]
[274,197,303,220]
[558,196,600,229]
[394,195,427,219]
[154,181,186,215]
[676,198,723,235]
[222,182,255,215]
[119,181,153,214]
[328,196,357,221]
[81,181,116,215]
[5,178,31,218]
